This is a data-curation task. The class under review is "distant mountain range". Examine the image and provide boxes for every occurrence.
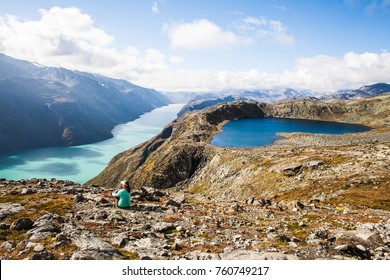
[176,83,390,116]
[1,53,388,153]
[322,83,390,100]
[0,53,169,153]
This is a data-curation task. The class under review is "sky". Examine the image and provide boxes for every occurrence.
[0,0,389,92]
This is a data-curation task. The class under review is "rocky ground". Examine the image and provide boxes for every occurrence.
[0,178,389,260]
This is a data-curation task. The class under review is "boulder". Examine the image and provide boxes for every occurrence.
[220,250,299,260]
[334,244,371,260]
[152,222,175,233]
[111,234,129,248]
[307,228,329,241]
[0,203,24,222]
[165,194,186,208]
[31,251,55,260]
[71,236,123,260]
[10,217,34,231]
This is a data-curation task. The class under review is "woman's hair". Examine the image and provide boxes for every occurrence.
[121,180,130,193]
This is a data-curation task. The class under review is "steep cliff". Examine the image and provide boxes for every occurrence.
[88,95,390,206]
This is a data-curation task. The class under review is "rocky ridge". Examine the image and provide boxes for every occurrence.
[1,179,389,260]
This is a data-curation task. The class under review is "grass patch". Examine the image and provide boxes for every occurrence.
[0,229,27,242]
[328,154,348,165]
[286,223,310,240]
[176,243,225,255]
[197,232,212,240]
[0,193,75,217]
[327,182,390,210]
[119,250,139,260]
[188,182,209,194]
[4,210,42,224]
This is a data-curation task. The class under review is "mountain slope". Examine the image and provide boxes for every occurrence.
[322,83,390,100]
[88,95,390,206]
[0,54,169,153]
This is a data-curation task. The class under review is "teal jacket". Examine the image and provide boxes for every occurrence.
[112,189,131,208]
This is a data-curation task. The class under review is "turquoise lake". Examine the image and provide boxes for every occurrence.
[211,117,371,147]
[0,104,183,184]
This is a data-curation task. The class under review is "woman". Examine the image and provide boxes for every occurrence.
[112,180,131,208]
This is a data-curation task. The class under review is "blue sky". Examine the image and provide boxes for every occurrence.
[0,0,389,92]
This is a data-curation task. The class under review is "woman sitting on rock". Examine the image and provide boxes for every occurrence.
[112,180,131,208]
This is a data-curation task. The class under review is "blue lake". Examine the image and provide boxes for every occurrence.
[0,104,183,184]
[211,117,371,147]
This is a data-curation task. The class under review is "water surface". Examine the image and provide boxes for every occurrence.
[211,117,371,147]
[0,104,183,184]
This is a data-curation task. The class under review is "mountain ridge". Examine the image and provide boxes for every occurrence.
[174,83,390,116]
[0,54,169,153]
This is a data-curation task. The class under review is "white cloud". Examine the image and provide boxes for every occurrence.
[134,51,390,92]
[0,7,388,93]
[0,7,167,80]
[235,16,294,46]
[152,2,159,14]
[286,51,390,91]
[163,19,250,50]
[169,56,184,64]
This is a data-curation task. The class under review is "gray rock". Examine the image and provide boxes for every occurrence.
[10,217,34,231]
[303,160,324,169]
[95,210,108,220]
[334,244,371,259]
[111,234,129,248]
[254,199,273,207]
[28,214,61,234]
[56,233,70,242]
[184,250,221,260]
[9,188,19,195]
[160,250,170,257]
[311,193,328,202]
[356,244,367,252]
[0,203,24,222]
[109,211,127,222]
[220,250,299,260]
[165,194,186,208]
[307,228,328,240]
[71,236,123,260]
[21,188,35,195]
[335,244,349,252]
[287,200,305,211]
[73,194,85,202]
[152,222,175,232]
[134,238,154,248]
[31,251,55,260]
[29,232,52,241]
[33,244,45,252]
[1,241,14,251]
